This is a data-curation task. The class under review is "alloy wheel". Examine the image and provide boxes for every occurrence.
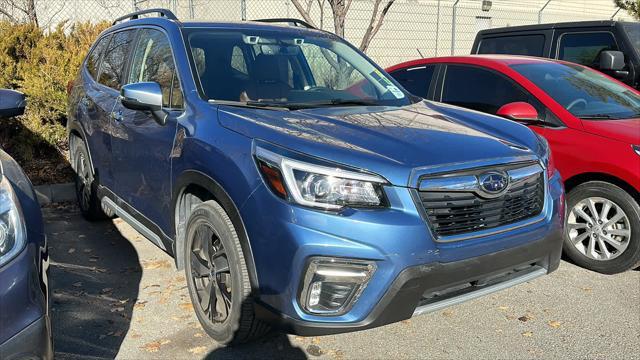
[189,223,232,323]
[567,196,632,261]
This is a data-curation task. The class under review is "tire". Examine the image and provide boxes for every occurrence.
[184,200,269,344]
[73,140,108,221]
[563,181,640,274]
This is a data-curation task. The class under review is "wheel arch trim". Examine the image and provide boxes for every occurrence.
[172,170,259,290]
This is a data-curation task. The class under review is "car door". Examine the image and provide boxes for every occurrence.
[110,27,184,235]
[84,30,136,191]
[79,33,113,189]
[436,64,557,138]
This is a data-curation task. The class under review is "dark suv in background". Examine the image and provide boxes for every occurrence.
[472,21,640,89]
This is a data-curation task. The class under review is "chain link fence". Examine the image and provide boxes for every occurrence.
[2,0,635,66]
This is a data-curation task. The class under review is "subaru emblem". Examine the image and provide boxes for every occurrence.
[478,172,509,195]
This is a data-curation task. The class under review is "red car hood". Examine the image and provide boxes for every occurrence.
[581,118,640,144]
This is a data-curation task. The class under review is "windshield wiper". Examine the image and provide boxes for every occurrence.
[209,99,290,110]
[578,114,618,120]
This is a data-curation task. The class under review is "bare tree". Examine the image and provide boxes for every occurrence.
[614,0,640,19]
[0,0,38,25]
[290,0,395,53]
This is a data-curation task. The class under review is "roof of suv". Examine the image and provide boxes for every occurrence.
[477,20,622,35]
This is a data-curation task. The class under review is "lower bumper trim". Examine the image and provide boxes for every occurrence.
[412,265,546,316]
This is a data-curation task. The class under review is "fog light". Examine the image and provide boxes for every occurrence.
[299,257,376,315]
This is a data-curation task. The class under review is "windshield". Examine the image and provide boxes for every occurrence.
[623,22,640,57]
[184,28,412,109]
[511,62,640,120]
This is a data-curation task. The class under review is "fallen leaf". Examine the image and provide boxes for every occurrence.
[548,320,562,329]
[188,346,208,355]
[518,315,531,322]
[100,288,113,294]
[306,344,323,356]
[110,307,125,313]
[159,339,171,345]
[141,341,161,353]
[581,287,593,292]
[497,306,509,311]
[521,331,533,337]
[442,310,454,317]
[83,249,93,253]
[194,333,204,338]
[113,330,124,337]
[142,260,172,270]
[131,333,142,339]
[72,282,83,288]
[179,302,194,311]
[68,248,76,254]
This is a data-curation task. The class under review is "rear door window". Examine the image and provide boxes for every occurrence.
[389,65,436,98]
[128,28,182,109]
[441,65,534,115]
[478,35,546,56]
[86,35,110,80]
[98,30,136,90]
[557,32,618,67]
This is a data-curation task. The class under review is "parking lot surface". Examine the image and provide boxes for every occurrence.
[46,204,639,360]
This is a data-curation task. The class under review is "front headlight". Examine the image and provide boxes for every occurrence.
[255,146,388,210]
[0,173,26,267]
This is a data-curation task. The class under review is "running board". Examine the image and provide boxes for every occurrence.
[412,266,547,316]
[101,197,167,251]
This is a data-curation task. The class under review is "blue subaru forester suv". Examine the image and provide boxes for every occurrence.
[67,9,565,344]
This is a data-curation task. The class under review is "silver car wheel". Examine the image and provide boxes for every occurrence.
[567,196,632,261]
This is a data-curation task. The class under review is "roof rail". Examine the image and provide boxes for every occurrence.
[252,18,316,29]
[113,8,178,25]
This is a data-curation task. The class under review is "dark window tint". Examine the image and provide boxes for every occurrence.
[98,30,135,90]
[558,32,618,67]
[128,29,181,108]
[441,65,532,114]
[478,35,545,56]
[86,35,110,79]
[389,65,435,98]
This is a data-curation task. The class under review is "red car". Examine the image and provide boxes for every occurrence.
[388,55,640,274]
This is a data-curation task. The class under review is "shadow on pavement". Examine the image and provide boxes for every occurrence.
[204,332,307,359]
[45,205,141,359]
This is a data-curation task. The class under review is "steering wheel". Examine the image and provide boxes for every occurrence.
[566,98,587,111]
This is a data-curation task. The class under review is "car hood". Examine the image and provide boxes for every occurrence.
[580,118,640,144]
[217,100,541,186]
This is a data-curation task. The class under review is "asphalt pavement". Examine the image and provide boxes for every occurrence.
[45,204,640,360]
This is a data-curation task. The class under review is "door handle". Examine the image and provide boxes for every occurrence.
[110,110,123,122]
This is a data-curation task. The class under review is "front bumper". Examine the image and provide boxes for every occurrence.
[241,171,564,335]
[255,230,561,335]
[0,239,52,359]
[0,315,53,360]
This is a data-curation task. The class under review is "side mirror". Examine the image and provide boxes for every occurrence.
[599,50,625,71]
[0,89,26,119]
[120,82,167,125]
[496,102,540,124]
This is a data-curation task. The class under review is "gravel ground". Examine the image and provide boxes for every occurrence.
[45,204,640,360]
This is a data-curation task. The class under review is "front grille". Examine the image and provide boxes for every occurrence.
[418,163,545,238]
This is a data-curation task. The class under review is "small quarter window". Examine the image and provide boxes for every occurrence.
[86,35,110,79]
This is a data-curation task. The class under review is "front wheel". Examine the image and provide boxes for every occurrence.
[73,140,108,221]
[184,200,269,344]
[564,181,640,274]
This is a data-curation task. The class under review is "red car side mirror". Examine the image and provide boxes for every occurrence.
[496,102,540,123]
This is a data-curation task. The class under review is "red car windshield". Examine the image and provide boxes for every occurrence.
[512,62,640,120]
